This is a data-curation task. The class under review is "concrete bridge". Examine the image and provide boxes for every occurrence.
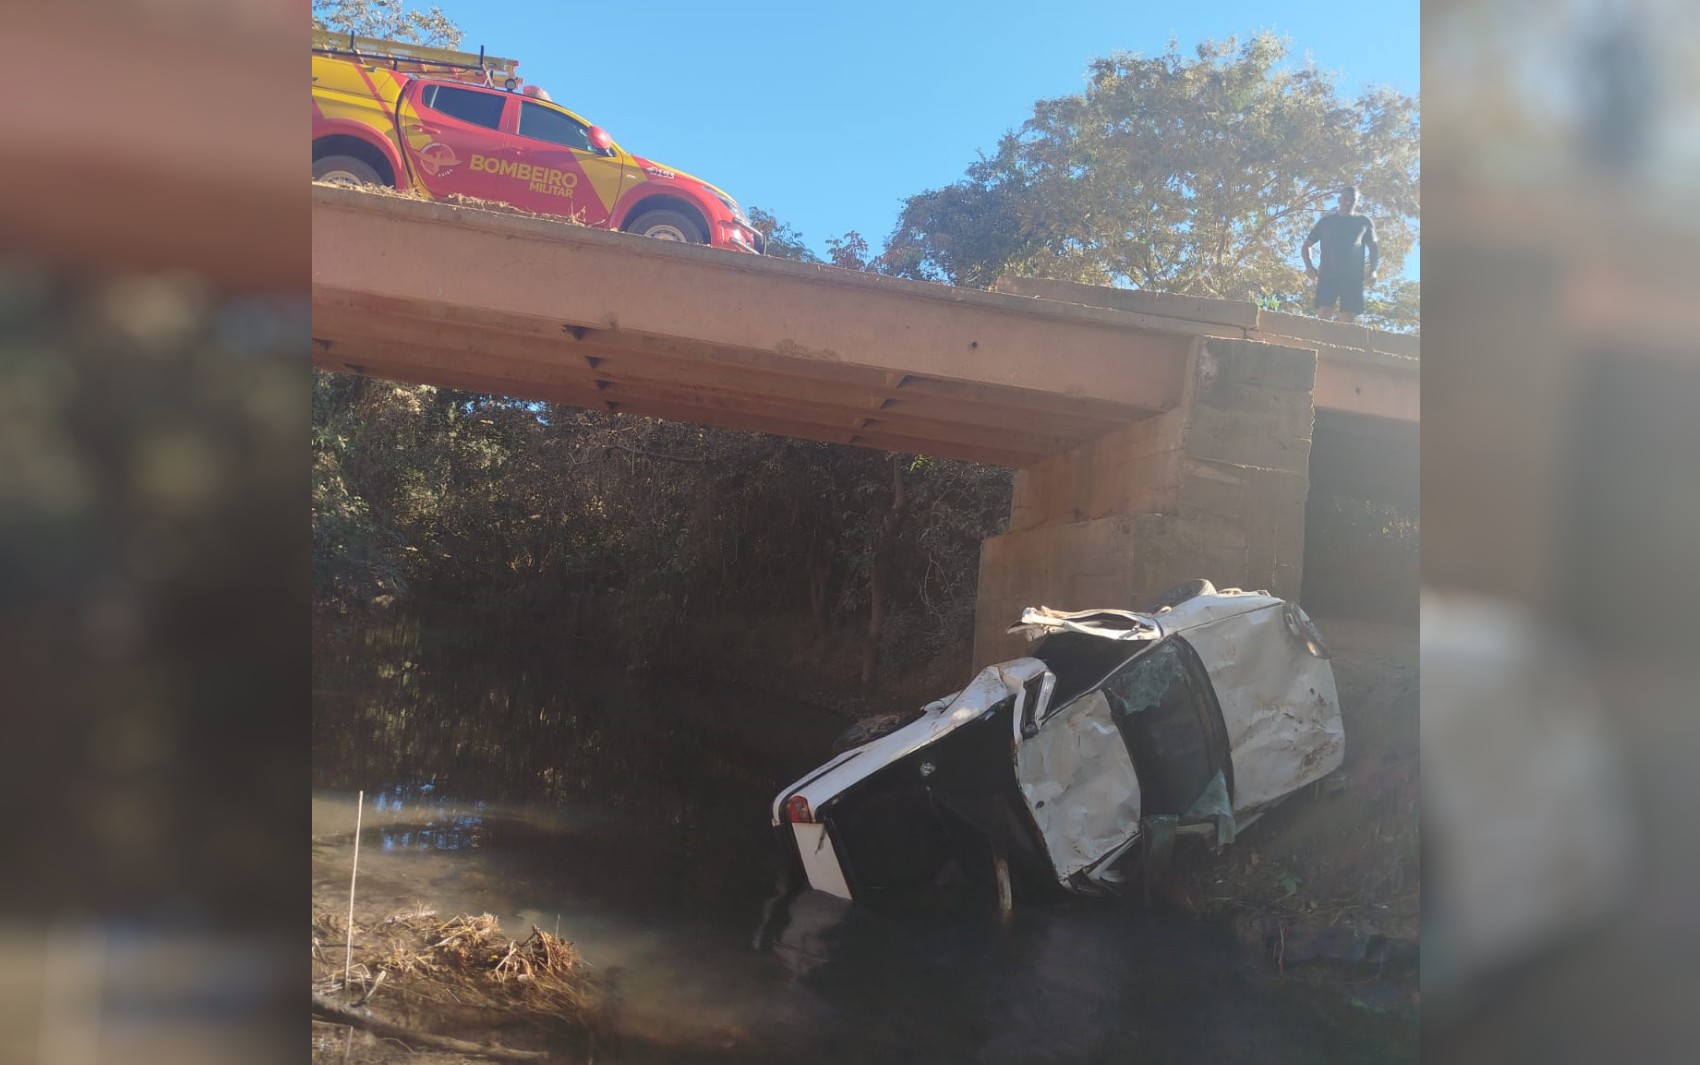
[312,185,1418,665]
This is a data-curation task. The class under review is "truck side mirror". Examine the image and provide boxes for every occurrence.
[588,126,614,155]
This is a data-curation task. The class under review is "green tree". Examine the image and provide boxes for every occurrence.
[824,231,884,273]
[883,34,1420,326]
[747,207,821,263]
[310,368,1011,681]
[312,0,463,47]
[1362,278,1420,334]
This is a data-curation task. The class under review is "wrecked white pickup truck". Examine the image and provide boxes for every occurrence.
[770,583,1343,904]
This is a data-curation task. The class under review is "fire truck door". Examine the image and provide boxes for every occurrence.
[495,100,629,226]
[396,81,506,199]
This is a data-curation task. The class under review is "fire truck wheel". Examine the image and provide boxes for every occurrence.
[313,155,384,187]
[626,209,706,244]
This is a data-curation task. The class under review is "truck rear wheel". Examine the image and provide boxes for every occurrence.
[626,209,706,244]
[313,155,383,187]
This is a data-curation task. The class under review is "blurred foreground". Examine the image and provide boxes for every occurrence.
[1423,0,1700,1058]
[0,2,305,1063]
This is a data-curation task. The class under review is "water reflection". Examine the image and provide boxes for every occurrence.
[370,781,437,811]
[748,884,1413,1065]
[365,785,486,851]
[376,819,483,852]
[753,879,851,980]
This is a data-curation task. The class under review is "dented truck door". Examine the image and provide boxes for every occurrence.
[1178,602,1344,814]
[1013,684,1143,886]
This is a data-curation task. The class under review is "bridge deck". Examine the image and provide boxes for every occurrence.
[313,186,1416,466]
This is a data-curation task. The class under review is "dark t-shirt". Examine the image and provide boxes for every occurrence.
[1306,213,1377,280]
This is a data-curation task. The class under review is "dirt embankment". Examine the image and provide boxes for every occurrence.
[1170,617,1420,1006]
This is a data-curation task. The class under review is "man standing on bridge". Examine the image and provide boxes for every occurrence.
[1301,186,1379,323]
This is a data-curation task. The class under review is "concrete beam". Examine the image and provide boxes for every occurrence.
[313,187,1198,468]
[317,342,1072,464]
[326,353,1051,467]
[991,275,1419,423]
[310,298,1143,444]
[994,276,1263,330]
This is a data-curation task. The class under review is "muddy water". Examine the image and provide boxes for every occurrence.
[313,621,1414,1063]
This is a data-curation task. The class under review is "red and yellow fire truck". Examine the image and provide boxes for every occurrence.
[311,31,766,253]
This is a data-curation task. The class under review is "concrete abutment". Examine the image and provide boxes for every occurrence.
[972,337,1318,666]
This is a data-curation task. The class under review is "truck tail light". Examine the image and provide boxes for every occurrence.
[783,795,812,823]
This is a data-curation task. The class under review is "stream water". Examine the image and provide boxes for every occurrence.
[312,620,1415,1062]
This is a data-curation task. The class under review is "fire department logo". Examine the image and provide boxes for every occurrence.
[416,141,461,177]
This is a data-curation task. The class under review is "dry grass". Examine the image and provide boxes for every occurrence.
[311,180,589,228]
[311,904,596,1028]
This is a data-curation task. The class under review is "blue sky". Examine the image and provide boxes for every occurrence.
[434,1,1418,270]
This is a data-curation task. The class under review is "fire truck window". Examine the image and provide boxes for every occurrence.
[419,84,505,130]
[517,102,592,151]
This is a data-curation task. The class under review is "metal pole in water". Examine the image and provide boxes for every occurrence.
[344,789,364,994]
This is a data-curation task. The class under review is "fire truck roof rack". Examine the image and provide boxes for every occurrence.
[311,29,523,91]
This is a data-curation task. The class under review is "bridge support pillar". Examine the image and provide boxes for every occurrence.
[971,337,1318,666]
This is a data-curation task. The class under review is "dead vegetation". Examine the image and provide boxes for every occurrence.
[311,903,600,1053]
[311,179,590,229]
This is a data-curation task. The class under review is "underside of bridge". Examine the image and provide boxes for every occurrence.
[312,186,1418,667]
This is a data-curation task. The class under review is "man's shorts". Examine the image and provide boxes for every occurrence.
[1315,275,1365,315]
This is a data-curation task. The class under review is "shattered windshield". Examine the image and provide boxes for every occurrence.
[1102,638,1228,815]
[1102,639,1185,712]
[1033,633,1151,710]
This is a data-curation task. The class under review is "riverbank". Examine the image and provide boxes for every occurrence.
[312,604,1419,1057]
[311,905,591,1063]
[1170,617,1421,1012]
[309,797,606,1064]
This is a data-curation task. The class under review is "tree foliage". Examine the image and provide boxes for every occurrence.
[746,207,821,263]
[312,0,464,47]
[882,34,1419,325]
[312,373,1011,675]
[1361,278,1420,334]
